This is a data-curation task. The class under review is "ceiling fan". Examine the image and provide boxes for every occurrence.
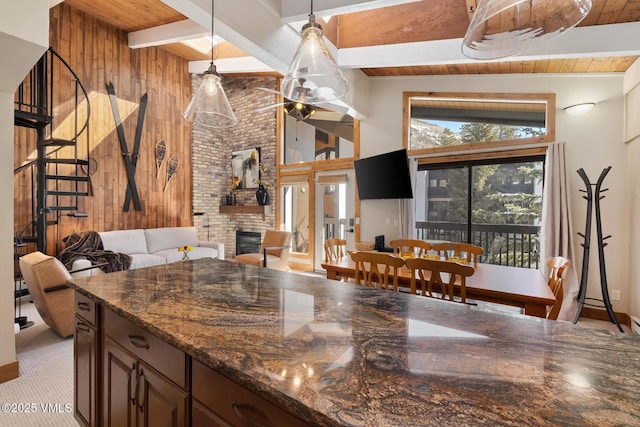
[255,85,317,122]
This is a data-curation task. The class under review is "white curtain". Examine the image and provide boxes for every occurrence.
[399,157,418,239]
[540,141,579,321]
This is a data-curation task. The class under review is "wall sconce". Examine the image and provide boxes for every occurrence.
[564,102,596,115]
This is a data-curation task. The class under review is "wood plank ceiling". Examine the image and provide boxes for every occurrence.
[60,0,640,76]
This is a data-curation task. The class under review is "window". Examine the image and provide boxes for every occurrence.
[283,110,356,165]
[415,156,545,268]
[404,92,556,155]
[280,177,310,254]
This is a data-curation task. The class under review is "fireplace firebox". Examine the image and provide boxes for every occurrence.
[236,230,261,255]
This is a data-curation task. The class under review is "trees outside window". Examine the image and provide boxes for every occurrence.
[415,154,544,268]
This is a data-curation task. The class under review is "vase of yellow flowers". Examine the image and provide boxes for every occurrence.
[179,245,192,260]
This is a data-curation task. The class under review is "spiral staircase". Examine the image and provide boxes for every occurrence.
[14,47,91,254]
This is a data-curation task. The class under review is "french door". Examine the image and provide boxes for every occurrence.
[314,171,355,270]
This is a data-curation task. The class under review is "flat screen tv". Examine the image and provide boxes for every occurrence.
[354,149,413,200]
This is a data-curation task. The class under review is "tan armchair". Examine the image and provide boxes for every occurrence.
[234,230,292,271]
[19,251,75,338]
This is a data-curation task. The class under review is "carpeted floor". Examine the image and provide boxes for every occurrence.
[0,300,77,427]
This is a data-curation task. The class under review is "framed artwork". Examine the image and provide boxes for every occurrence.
[231,148,260,189]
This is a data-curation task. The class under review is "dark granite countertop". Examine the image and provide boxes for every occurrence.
[67,258,640,426]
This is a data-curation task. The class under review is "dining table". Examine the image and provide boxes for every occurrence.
[321,256,556,318]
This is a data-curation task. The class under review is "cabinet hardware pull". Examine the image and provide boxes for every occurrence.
[128,335,149,349]
[77,302,91,311]
[231,401,270,427]
[137,372,146,411]
[76,323,90,333]
[128,364,137,404]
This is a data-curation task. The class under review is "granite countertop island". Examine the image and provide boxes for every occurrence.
[68,258,640,426]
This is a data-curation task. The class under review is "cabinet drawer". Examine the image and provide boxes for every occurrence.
[75,292,97,326]
[192,360,310,427]
[104,308,188,390]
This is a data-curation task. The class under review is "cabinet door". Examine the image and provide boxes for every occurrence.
[137,361,189,427]
[192,399,228,427]
[103,338,137,427]
[74,316,97,427]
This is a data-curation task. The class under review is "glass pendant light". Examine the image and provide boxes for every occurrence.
[462,0,593,60]
[281,0,349,104]
[183,0,237,128]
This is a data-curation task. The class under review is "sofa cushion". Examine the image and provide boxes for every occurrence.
[129,253,166,269]
[145,227,198,254]
[154,247,218,264]
[99,229,148,255]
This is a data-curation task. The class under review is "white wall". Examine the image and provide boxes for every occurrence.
[623,58,640,320]
[360,73,632,315]
[284,115,315,163]
[0,1,48,374]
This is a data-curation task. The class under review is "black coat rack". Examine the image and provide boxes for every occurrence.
[573,167,623,332]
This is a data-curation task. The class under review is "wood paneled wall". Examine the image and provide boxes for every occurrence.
[14,4,193,254]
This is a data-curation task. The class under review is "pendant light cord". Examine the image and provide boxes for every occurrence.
[211,0,219,65]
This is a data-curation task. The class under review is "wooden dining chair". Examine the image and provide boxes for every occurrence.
[324,238,347,262]
[351,251,405,291]
[389,239,432,259]
[405,257,475,303]
[431,242,484,264]
[546,256,571,320]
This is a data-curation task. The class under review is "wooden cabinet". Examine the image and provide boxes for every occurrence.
[192,360,310,427]
[74,293,99,427]
[102,308,189,427]
[74,294,310,427]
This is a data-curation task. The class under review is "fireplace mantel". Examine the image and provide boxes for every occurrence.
[218,205,270,220]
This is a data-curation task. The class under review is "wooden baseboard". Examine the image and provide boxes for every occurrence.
[0,360,19,384]
[288,262,313,272]
[579,307,631,328]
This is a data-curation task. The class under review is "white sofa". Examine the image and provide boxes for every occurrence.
[70,227,224,277]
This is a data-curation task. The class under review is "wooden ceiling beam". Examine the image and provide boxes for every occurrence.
[128,19,207,49]
[338,0,469,48]
[339,21,640,69]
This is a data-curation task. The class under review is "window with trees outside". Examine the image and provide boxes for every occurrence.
[404,92,555,155]
[415,155,545,269]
